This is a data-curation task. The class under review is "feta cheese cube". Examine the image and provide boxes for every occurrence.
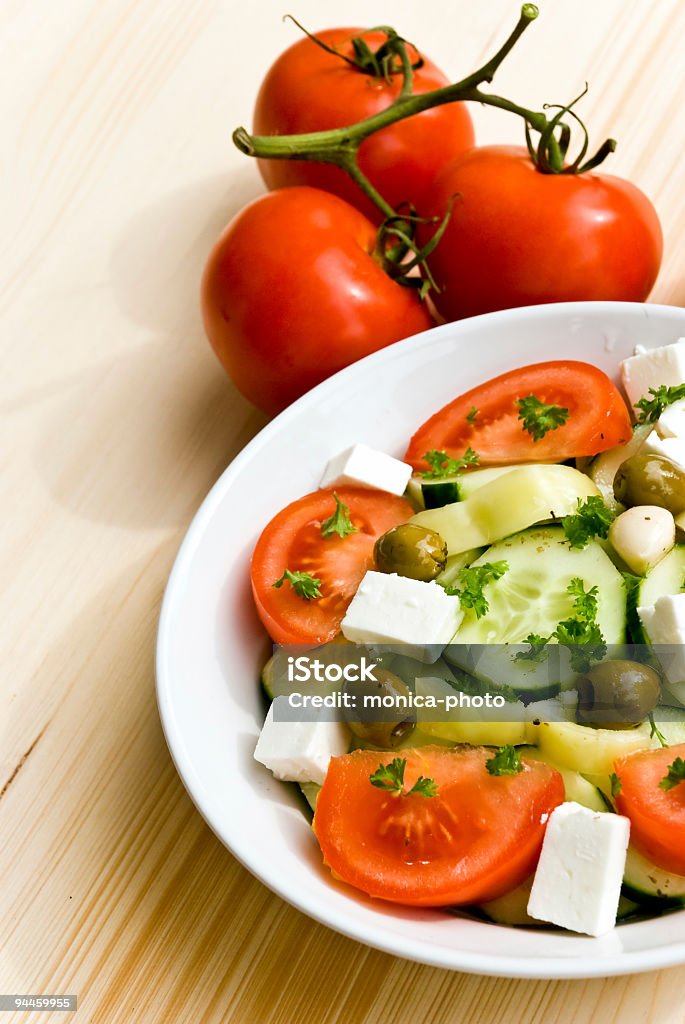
[253,697,349,785]
[638,593,685,684]
[527,802,630,936]
[641,431,685,471]
[657,399,685,439]
[621,339,685,410]
[320,443,412,496]
[341,570,463,663]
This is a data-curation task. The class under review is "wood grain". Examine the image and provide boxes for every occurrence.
[2,1,685,1020]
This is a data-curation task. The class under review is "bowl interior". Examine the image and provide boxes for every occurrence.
[157,301,685,978]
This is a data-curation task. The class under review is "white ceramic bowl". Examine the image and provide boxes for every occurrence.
[157,301,685,978]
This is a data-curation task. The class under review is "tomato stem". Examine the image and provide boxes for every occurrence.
[233,5,547,217]
[234,3,617,284]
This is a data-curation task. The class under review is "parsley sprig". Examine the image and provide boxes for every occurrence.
[486,745,524,776]
[444,561,509,618]
[421,447,479,480]
[659,756,685,792]
[320,492,358,539]
[369,757,438,798]
[562,496,616,549]
[610,772,623,798]
[514,633,550,663]
[517,394,570,441]
[567,577,599,621]
[272,569,322,600]
[466,406,479,424]
[513,578,605,672]
[636,384,685,424]
[451,668,519,704]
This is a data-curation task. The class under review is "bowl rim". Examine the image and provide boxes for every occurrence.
[156,300,685,978]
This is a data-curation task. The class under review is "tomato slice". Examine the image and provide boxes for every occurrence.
[313,746,565,906]
[405,360,633,470]
[615,744,685,874]
[251,487,413,645]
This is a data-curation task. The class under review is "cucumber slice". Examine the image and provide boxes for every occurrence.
[623,845,685,904]
[533,720,652,774]
[421,476,462,509]
[479,877,542,927]
[616,895,643,921]
[633,548,685,696]
[299,782,320,813]
[635,545,685,641]
[444,527,626,696]
[349,726,454,753]
[451,527,626,645]
[519,745,607,811]
[456,466,531,500]
[418,466,526,511]
[523,691,578,743]
[411,464,600,555]
[406,475,425,511]
[650,705,685,746]
[481,883,639,927]
[414,675,527,746]
[436,548,486,589]
[587,425,651,513]
[261,654,276,701]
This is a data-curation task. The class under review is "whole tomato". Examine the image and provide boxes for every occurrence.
[201,187,434,414]
[252,27,474,220]
[418,145,663,321]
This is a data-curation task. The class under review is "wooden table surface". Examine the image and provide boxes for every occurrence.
[3,1,685,1021]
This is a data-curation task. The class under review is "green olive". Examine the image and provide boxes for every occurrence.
[374,523,448,581]
[344,668,416,749]
[576,659,661,728]
[614,453,685,515]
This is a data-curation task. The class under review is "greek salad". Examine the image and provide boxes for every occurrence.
[250,345,685,937]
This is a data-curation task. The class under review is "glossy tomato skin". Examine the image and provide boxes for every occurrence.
[419,146,663,321]
[615,744,685,874]
[202,187,434,414]
[253,28,474,220]
[314,746,565,906]
[405,360,633,470]
[251,487,413,645]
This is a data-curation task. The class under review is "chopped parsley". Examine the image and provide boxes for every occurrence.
[659,756,685,792]
[272,569,322,601]
[320,492,358,539]
[610,772,623,798]
[421,447,480,479]
[369,757,438,798]
[444,560,509,618]
[466,406,479,424]
[562,496,615,549]
[486,745,524,776]
[636,384,685,424]
[517,394,570,441]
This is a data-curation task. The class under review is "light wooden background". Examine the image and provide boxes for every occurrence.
[3,1,685,1021]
